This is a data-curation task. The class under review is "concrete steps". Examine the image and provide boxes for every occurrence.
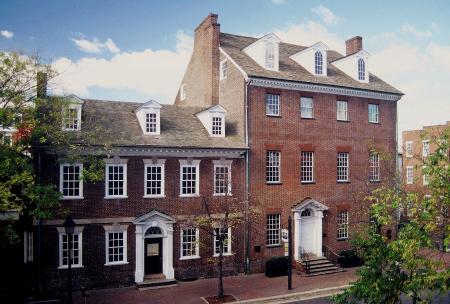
[301,257,345,277]
[136,278,178,290]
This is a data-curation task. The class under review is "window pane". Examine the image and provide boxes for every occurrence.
[266,151,280,183]
[266,214,280,245]
[301,97,313,118]
[266,94,280,116]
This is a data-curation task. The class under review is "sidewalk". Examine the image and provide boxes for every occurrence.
[74,268,357,304]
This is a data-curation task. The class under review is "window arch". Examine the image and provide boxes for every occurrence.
[301,209,311,217]
[145,226,162,236]
[315,51,323,75]
[265,42,275,69]
[358,58,365,81]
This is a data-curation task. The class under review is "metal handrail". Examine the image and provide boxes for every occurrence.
[322,244,343,268]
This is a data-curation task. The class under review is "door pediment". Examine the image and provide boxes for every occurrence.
[134,209,176,225]
[292,198,328,213]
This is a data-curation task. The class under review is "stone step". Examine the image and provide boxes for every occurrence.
[305,269,346,277]
[307,265,339,273]
[136,278,178,289]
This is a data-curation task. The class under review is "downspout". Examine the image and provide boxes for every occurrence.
[244,79,252,274]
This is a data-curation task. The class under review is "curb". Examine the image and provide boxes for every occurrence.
[235,285,351,304]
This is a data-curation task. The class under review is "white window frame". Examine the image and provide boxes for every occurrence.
[358,58,365,81]
[369,153,380,182]
[213,160,232,196]
[422,140,430,157]
[105,161,128,199]
[405,141,413,158]
[265,93,280,117]
[406,166,414,185]
[57,227,83,269]
[220,59,228,80]
[62,104,82,131]
[300,97,314,119]
[180,84,186,101]
[422,166,429,186]
[266,151,281,184]
[337,210,349,240]
[300,151,314,183]
[211,115,224,137]
[368,104,379,124]
[213,227,232,256]
[265,42,275,69]
[104,226,128,266]
[1,132,13,146]
[337,101,348,121]
[24,230,33,263]
[180,227,200,260]
[59,163,83,199]
[179,159,201,197]
[143,159,166,198]
[314,51,323,75]
[144,111,160,135]
[337,152,350,182]
[266,214,281,246]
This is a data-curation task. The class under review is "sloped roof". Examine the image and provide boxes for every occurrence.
[79,99,246,149]
[220,33,403,96]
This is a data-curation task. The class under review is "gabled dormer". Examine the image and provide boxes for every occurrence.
[290,42,330,77]
[243,33,281,72]
[331,36,370,83]
[62,95,84,131]
[195,105,226,137]
[135,100,162,135]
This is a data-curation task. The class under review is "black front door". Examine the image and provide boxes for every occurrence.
[144,238,163,275]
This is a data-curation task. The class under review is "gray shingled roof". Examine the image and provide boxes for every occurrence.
[220,33,403,95]
[80,99,247,149]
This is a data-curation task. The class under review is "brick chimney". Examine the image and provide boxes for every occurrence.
[37,72,47,98]
[345,36,363,56]
[175,13,220,107]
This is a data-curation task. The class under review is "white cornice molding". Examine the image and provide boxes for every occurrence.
[249,77,402,101]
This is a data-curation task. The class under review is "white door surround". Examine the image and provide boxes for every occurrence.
[134,210,175,282]
[292,198,328,260]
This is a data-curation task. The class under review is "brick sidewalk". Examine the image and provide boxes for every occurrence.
[74,268,357,304]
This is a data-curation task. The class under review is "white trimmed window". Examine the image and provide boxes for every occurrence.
[266,214,280,246]
[180,84,186,100]
[300,97,314,119]
[212,116,223,136]
[105,163,127,198]
[265,42,275,69]
[368,104,379,123]
[266,94,280,116]
[179,160,200,197]
[144,160,165,198]
[58,231,82,268]
[337,101,348,121]
[422,166,429,186]
[214,161,232,195]
[266,151,281,183]
[337,152,349,182]
[1,132,13,146]
[24,231,33,263]
[369,153,380,182]
[105,229,128,265]
[214,227,231,256]
[406,166,414,184]
[422,140,430,157]
[315,51,323,75]
[301,151,314,183]
[62,106,82,131]
[358,58,365,81]
[337,211,349,240]
[220,59,228,80]
[145,113,157,133]
[180,228,199,259]
[60,163,83,199]
[405,141,413,157]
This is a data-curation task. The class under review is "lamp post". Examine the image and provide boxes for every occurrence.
[64,215,75,304]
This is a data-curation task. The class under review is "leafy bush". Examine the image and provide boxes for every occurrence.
[265,256,289,277]
[338,249,363,268]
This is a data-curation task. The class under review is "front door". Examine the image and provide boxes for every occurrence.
[300,216,315,254]
[144,238,163,275]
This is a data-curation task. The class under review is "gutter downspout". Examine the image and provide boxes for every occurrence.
[244,79,252,275]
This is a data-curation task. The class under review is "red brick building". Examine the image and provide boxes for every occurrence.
[32,13,403,291]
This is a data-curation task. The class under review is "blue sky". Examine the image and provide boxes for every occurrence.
[1,0,449,133]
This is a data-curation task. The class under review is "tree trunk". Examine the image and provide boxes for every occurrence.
[218,238,224,298]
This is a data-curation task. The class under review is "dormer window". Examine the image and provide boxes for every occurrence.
[195,105,227,138]
[212,116,223,136]
[135,100,162,135]
[358,58,365,81]
[265,42,275,69]
[314,51,323,75]
[62,95,84,131]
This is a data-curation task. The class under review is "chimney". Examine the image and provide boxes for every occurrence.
[345,36,363,56]
[194,13,220,105]
[37,72,47,98]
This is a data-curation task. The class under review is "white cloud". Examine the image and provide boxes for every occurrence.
[1,30,14,39]
[71,37,121,54]
[271,0,287,4]
[401,24,432,40]
[311,5,342,26]
[53,31,193,103]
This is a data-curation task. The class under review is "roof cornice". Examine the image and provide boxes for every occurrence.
[249,77,402,101]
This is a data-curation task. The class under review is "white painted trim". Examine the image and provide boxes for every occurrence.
[179,160,200,197]
[59,163,84,199]
[405,141,413,158]
[406,166,414,184]
[213,163,232,196]
[220,59,228,80]
[105,163,128,199]
[179,227,200,260]
[213,227,232,256]
[104,228,128,266]
[219,47,248,81]
[58,230,83,269]
[144,161,165,198]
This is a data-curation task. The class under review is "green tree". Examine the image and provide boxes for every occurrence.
[333,128,450,304]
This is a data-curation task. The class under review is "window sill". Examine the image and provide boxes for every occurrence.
[105,196,128,199]
[266,244,282,248]
[301,117,315,120]
[213,193,233,197]
[301,181,315,184]
[266,182,282,185]
[337,238,349,242]
[369,122,380,125]
[143,195,165,199]
[213,253,233,257]
[58,265,84,270]
[337,120,350,123]
[369,180,381,183]
[337,180,350,184]
[62,196,84,200]
[180,255,201,261]
[104,261,128,266]
[266,114,281,118]
[179,194,200,198]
